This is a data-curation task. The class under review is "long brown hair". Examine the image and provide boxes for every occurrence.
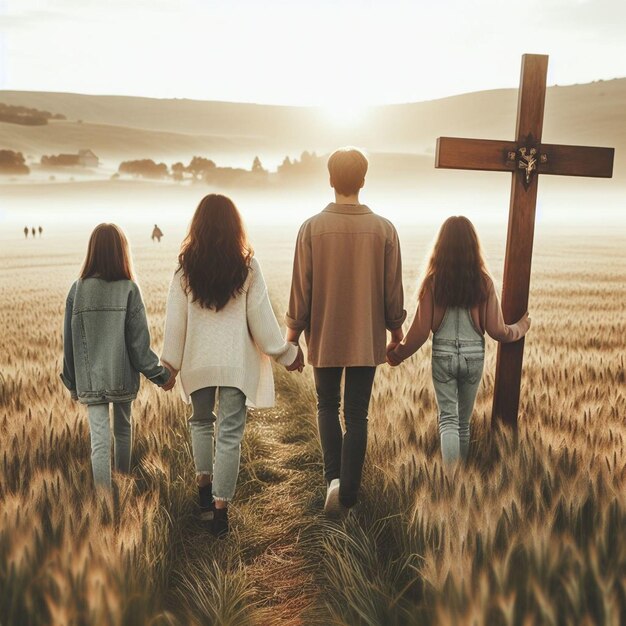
[178,194,253,311]
[420,216,490,308]
[80,223,134,281]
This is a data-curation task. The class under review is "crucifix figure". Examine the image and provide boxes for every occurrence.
[435,54,614,429]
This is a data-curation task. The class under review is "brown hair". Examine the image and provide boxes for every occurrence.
[178,194,254,311]
[80,223,134,281]
[327,147,368,195]
[420,216,490,308]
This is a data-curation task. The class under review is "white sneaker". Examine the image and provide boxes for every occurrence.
[324,478,342,516]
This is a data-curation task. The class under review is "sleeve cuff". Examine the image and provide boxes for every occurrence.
[276,342,299,366]
[149,366,171,386]
[386,309,407,331]
[59,372,76,392]
[285,314,308,332]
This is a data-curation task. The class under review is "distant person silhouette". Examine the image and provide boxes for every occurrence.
[151,224,164,243]
[24,226,29,239]
[31,227,36,238]
[38,226,43,237]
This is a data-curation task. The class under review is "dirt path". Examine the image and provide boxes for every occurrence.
[165,369,331,626]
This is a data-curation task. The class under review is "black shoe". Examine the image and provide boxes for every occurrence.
[198,483,215,520]
[211,507,229,537]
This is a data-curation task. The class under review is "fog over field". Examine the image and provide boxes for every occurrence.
[2,78,624,232]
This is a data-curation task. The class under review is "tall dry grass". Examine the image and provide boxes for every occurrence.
[0,226,624,625]
[0,235,195,625]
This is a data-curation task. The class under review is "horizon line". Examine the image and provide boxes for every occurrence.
[1,76,624,108]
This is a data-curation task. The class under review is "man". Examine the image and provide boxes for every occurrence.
[151,224,164,243]
[286,147,406,516]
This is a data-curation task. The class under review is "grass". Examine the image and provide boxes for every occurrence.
[0,227,624,625]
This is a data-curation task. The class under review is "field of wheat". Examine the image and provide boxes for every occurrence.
[0,223,624,626]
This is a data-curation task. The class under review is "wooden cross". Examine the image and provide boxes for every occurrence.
[435,54,614,429]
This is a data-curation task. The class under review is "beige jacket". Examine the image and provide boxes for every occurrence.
[393,276,530,361]
[286,203,406,367]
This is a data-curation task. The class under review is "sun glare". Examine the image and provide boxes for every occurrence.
[321,103,368,128]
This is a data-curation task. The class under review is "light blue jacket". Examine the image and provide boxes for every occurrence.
[61,278,169,404]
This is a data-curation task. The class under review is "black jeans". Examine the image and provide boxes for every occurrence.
[314,366,377,508]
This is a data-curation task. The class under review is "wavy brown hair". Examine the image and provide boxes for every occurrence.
[80,223,134,281]
[420,216,490,308]
[178,194,254,311]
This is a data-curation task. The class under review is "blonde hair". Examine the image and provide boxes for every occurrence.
[327,147,368,195]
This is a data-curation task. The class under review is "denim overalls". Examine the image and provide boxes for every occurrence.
[431,307,485,465]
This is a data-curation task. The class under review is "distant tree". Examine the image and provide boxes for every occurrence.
[251,156,267,173]
[203,166,251,186]
[41,154,79,167]
[276,150,324,182]
[171,161,186,182]
[187,156,216,179]
[0,150,29,174]
[277,156,293,174]
[118,159,169,179]
[0,102,62,126]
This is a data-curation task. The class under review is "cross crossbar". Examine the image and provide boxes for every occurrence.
[436,137,614,178]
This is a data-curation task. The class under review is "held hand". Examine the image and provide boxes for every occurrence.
[161,365,177,392]
[286,346,305,373]
[386,342,403,367]
[386,351,403,367]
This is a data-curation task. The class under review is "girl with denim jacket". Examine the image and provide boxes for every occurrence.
[388,216,531,465]
[61,224,173,489]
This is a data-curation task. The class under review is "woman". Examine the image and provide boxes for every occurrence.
[388,216,531,465]
[161,194,301,536]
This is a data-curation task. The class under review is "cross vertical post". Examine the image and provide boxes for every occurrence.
[492,55,547,429]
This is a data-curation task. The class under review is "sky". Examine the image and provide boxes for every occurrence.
[0,0,625,106]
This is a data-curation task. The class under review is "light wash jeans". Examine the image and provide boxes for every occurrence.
[189,387,247,501]
[431,307,485,465]
[87,401,132,489]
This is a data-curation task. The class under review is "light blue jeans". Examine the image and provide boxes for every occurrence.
[431,308,485,465]
[189,387,247,501]
[87,401,132,489]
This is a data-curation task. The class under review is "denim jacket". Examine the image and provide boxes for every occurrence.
[61,278,170,404]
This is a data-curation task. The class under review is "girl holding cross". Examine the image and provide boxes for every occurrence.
[387,216,531,466]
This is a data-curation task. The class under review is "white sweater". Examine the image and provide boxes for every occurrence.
[161,257,297,408]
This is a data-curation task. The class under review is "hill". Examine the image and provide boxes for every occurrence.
[0,79,624,177]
